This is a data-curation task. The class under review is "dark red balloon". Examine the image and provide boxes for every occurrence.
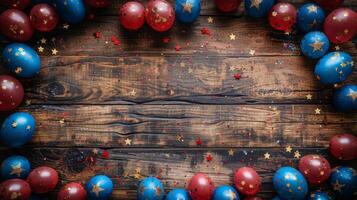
[145,0,175,32]
[119,1,145,31]
[27,166,59,194]
[0,75,24,112]
[314,0,344,12]
[85,0,110,8]
[29,4,59,32]
[0,179,31,200]
[323,8,357,44]
[298,154,331,185]
[214,0,243,13]
[57,182,87,200]
[244,197,262,200]
[329,134,357,160]
[187,173,214,200]
[0,9,34,42]
[234,167,261,196]
[268,3,297,32]
[0,0,30,10]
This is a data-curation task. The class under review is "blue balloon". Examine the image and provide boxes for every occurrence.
[307,191,332,200]
[273,167,308,200]
[166,188,191,200]
[333,84,357,112]
[85,175,113,200]
[1,155,31,179]
[2,43,41,78]
[244,0,275,18]
[301,31,329,59]
[297,3,325,33]
[314,51,354,85]
[212,185,239,200]
[0,112,36,147]
[175,0,200,23]
[329,166,357,199]
[54,0,86,24]
[137,177,165,200]
[272,197,282,200]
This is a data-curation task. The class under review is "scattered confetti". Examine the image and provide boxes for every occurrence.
[102,150,110,159]
[249,49,256,56]
[94,31,101,39]
[200,27,210,35]
[294,150,301,159]
[228,149,234,156]
[40,38,47,44]
[315,108,321,115]
[229,33,236,40]
[234,73,241,80]
[306,94,312,100]
[205,154,213,162]
[38,46,44,53]
[124,138,132,146]
[207,17,213,23]
[162,37,170,43]
[264,152,270,159]
[62,23,70,29]
[51,48,58,55]
[285,146,292,153]
[175,44,181,51]
[111,36,121,46]
[196,137,202,146]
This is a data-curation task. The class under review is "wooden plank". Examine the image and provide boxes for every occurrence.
[1,147,346,199]
[15,104,356,148]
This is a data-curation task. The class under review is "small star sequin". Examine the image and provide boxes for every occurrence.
[205,154,213,162]
[176,134,184,142]
[249,49,255,56]
[285,146,292,153]
[129,89,137,96]
[10,163,23,177]
[264,152,270,159]
[228,149,235,156]
[124,138,132,145]
[92,184,104,196]
[40,38,47,44]
[307,5,318,13]
[347,88,357,102]
[250,0,262,9]
[294,150,301,158]
[309,40,325,52]
[306,94,312,100]
[51,48,58,55]
[229,33,236,40]
[62,23,70,29]
[332,180,344,192]
[315,108,321,115]
[12,122,17,128]
[182,2,192,13]
[207,17,213,23]
[38,46,44,52]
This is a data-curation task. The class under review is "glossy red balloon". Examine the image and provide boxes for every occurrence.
[323,8,357,44]
[85,0,110,8]
[57,182,87,200]
[214,0,243,13]
[145,0,175,32]
[329,134,357,160]
[0,0,30,10]
[29,4,59,32]
[0,75,24,112]
[119,1,145,31]
[234,167,261,196]
[268,2,297,32]
[0,9,34,42]
[187,173,214,200]
[298,154,331,185]
[27,166,59,194]
[314,0,344,12]
[0,179,31,200]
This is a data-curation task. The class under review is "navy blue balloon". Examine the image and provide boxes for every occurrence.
[297,3,325,33]
[301,31,329,59]
[85,175,113,200]
[1,155,31,179]
[314,51,354,85]
[54,0,86,24]
[137,177,165,200]
[272,197,282,200]
[329,166,357,199]
[175,0,200,23]
[307,191,332,200]
[333,84,357,112]
[273,167,308,200]
[166,188,191,200]
[244,0,275,18]
[212,185,239,200]
[0,112,36,147]
[2,43,41,78]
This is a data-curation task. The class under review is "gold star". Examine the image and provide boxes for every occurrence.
[40,38,46,44]
[26,125,31,130]
[10,192,21,199]
[335,46,340,50]
[38,46,44,52]
[309,19,318,28]
[92,183,104,196]
[92,148,99,154]
[229,33,236,40]
[307,5,318,13]
[309,40,325,52]
[306,94,312,100]
[340,62,347,67]
[63,23,70,29]
[272,11,277,17]
[226,189,237,200]
[315,108,321,115]
[51,48,58,55]
[124,138,132,145]
[134,173,141,179]
[182,2,192,13]
[59,119,65,125]
[207,17,213,23]
[249,49,255,56]
[12,122,17,128]
[332,180,344,192]
[14,67,22,74]
[348,88,357,102]
[228,149,234,156]
[294,150,301,158]
[25,100,31,106]
[129,89,136,96]
[176,134,184,142]
[250,0,262,9]
[18,47,24,52]
[10,163,23,177]
[264,152,270,159]
[285,146,292,153]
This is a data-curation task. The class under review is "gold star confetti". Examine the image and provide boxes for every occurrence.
[182,2,192,13]
[294,150,301,158]
[335,46,340,50]
[92,148,99,154]
[285,146,292,153]
[332,180,344,192]
[306,94,312,100]
[229,33,236,40]
[25,100,31,106]
[59,118,65,125]
[12,122,17,128]
[40,38,46,44]
[264,152,270,159]
[63,23,70,29]
[176,134,184,142]
[10,163,23,177]
[38,46,44,52]
[134,173,141,179]
[129,89,136,96]
[14,67,22,74]
[207,17,213,23]
[92,184,104,196]
[348,88,357,102]
[315,108,321,115]
[51,48,58,55]
[249,49,255,56]
[272,11,277,17]
[309,40,325,52]
[228,149,235,156]
[307,5,318,13]
[250,0,262,9]
[124,138,132,145]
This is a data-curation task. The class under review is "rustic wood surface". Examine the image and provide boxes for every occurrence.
[0,0,357,199]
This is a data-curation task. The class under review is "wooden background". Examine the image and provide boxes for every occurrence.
[1,0,357,199]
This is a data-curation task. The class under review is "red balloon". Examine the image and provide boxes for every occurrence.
[244,197,262,200]
[27,166,59,194]
[29,4,59,32]
[0,9,34,42]
[268,3,297,32]
[145,0,175,32]
[187,173,214,200]
[57,182,87,200]
[0,75,24,112]
[323,8,357,44]
[0,179,31,200]
[214,0,243,13]
[119,1,145,31]
[329,134,357,160]
[314,0,344,12]
[234,167,261,196]
[85,0,110,8]
[0,0,30,10]
[298,155,331,185]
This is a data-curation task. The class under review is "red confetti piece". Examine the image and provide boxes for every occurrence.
[94,31,101,39]
[234,73,241,80]
[163,37,170,43]
[111,36,121,46]
[196,137,202,146]
[175,44,181,51]
[200,27,211,35]
[206,154,213,162]
[102,150,110,159]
